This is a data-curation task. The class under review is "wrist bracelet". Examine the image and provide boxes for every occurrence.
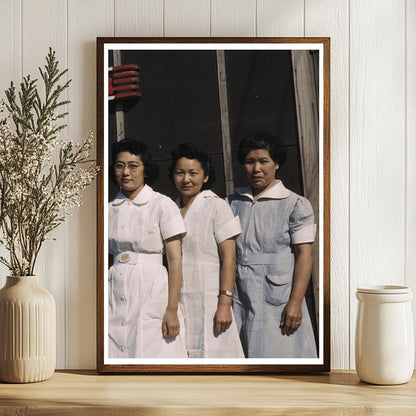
[219,289,233,297]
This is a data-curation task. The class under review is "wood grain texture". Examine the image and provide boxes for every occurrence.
[66,0,113,370]
[304,0,350,370]
[22,0,68,369]
[257,0,304,37]
[96,37,106,375]
[211,0,256,37]
[406,0,416,366]
[164,0,210,37]
[95,37,331,374]
[115,0,163,37]
[216,50,234,195]
[349,0,406,368]
[0,371,415,415]
[291,50,320,326]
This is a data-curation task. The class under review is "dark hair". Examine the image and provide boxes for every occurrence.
[168,143,216,190]
[237,132,287,167]
[111,137,159,184]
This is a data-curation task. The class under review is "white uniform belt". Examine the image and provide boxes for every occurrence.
[114,251,163,265]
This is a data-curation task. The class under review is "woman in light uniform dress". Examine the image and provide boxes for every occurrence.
[169,143,244,358]
[108,138,187,358]
[227,133,317,358]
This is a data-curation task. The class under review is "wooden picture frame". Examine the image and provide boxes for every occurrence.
[96,37,330,373]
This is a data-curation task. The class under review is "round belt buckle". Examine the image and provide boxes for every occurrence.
[119,253,130,263]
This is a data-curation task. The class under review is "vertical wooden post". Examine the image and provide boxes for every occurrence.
[113,50,125,142]
[291,50,320,324]
[216,50,234,195]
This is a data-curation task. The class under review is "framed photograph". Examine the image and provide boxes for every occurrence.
[96,37,330,373]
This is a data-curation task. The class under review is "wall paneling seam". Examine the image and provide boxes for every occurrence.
[19,0,22,81]
[348,0,352,369]
[209,0,211,37]
[404,0,408,288]
[64,0,69,369]
[163,0,165,37]
[303,0,305,37]
[20,0,23,79]
[113,0,116,37]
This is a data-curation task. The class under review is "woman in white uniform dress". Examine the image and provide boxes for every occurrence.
[108,138,187,358]
[169,143,244,358]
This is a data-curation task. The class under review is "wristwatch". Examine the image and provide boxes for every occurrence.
[220,289,233,297]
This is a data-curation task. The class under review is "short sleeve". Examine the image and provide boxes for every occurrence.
[213,199,242,244]
[159,197,186,240]
[289,196,316,244]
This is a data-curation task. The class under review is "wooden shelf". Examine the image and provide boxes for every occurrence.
[0,370,415,415]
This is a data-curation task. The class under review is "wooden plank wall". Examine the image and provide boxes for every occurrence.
[0,0,413,370]
[407,0,416,374]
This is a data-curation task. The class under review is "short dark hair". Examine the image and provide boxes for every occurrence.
[111,138,159,184]
[168,143,216,190]
[237,132,287,167]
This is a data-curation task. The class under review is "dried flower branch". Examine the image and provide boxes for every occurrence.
[0,48,97,276]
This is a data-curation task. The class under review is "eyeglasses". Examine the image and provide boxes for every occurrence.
[114,162,143,173]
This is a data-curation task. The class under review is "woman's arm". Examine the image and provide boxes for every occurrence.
[214,237,237,336]
[280,242,314,335]
[162,234,183,338]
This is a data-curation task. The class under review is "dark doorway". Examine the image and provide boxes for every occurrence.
[108,49,303,200]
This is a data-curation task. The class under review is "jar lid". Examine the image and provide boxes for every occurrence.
[357,285,411,294]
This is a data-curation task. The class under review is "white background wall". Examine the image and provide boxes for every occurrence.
[0,0,414,370]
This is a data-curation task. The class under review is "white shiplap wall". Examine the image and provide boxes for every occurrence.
[0,0,414,370]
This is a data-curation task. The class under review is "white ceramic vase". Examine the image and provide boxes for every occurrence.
[0,276,56,383]
[355,285,414,385]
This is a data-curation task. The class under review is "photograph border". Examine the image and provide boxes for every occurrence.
[96,37,330,374]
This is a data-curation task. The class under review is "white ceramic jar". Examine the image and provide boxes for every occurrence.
[355,285,414,385]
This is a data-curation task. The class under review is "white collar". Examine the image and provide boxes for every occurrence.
[235,180,290,201]
[200,189,217,199]
[111,184,153,206]
[175,189,217,207]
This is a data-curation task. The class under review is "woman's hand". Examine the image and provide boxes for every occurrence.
[162,308,180,338]
[280,242,313,336]
[163,235,183,339]
[214,304,233,336]
[215,237,237,337]
[280,299,303,335]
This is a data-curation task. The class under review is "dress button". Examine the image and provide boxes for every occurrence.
[243,257,248,262]
[120,296,126,301]
[121,321,126,326]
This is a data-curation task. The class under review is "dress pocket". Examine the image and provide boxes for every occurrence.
[264,273,292,306]
[145,266,169,320]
